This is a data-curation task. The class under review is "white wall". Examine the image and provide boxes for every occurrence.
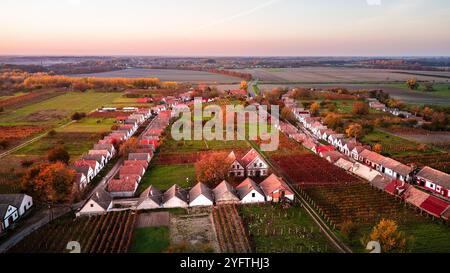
[164,198,188,208]
[240,190,265,204]
[189,195,214,207]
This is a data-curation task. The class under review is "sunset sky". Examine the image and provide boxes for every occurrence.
[1,0,449,56]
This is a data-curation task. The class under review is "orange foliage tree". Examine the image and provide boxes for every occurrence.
[352,101,369,115]
[195,152,233,187]
[22,162,76,203]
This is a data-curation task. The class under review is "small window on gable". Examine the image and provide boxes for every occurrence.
[90,204,94,208]
[252,193,256,198]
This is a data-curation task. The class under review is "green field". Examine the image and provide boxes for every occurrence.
[0,91,122,126]
[130,227,170,253]
[388,83,450,98]
[138,164,196,192]
[56,117,116,133]
[361,129,437,157]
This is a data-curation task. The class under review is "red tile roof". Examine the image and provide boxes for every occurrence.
[74,160,98,170]
[316,145,334,154]
[107,177,138,193]
[420,195,450,217]
[260,174,292,196]
[119,165,144,176]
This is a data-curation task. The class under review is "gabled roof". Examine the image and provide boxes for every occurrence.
[74,160,98,170]
[189,183,214,203]
[107,177,138,193]
[0,194,27,208]
[124,160,148,169]
[334,158,354,171]
[163,185,188,204]
[236,178,265,199]
[93,144,115,153]
[82,154,105,163]
[403,187,430,207]
[351,163,380,181]
[75,173,87,184]
[213,180,239,199]
[119,165,144,176]
[241,149,266,168]
[420,196,450,217]
[322,151,345,163]
[417,167,450,189]
[128,153,151,161]
[260,174,292,196]
[72,165,92,177]
[90,189,112,210]
[138,185,162,206]
[370,175,391,190]
[316,145,334,154]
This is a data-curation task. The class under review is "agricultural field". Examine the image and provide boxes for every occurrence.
[270,153,362,188]
[388,83,450,99]
[0,91,122,126]
[234,67,450,84]
[239,204,334,253]
[301,184,450,253]
[9,211,137,253]
[212,205,252,253]
[73,68,241,84]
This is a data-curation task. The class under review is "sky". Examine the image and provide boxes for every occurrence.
[0,0,450,56]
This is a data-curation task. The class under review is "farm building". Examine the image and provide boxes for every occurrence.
[163,185,188,208]
[189,183,214,207]
[321,151,345,163]
[107,176,139,198]
[312,145,334,155]
[124,160,149,170]
[334,158,354,171]
[259,174,294,202]
[93,144,116,157]
[128,153,152,162]
[74,160,101,176]
[415,167,450,199]
[236,178,266,204]
[137,186,162,210]
[350,163,381,182]
[350,146,366,162]
[359,150,411,181]
[75,173,88,190]
[0,194,33,231]
[73,165,94,183]
[419,196,450,218]
[403,187,430,208]
[89,149,112,160]
[385,180,409,196]
[213,181,240,204]
[370,175,391,191]
[78,189,113,216]
[228,149,269,178]
[82,154,107,169]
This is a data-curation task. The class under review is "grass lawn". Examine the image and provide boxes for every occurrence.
[388,83,450,98]
[130,227,170,253]
[138,164,196,193]
[13,132,102,158]
[0,91,121,126]
[56,117,116,133]
[104,96,151,108]
[361,129,437,157]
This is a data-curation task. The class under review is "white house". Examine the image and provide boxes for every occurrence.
[213,181,240,204]
[189,183,214,207]
[137,186,162,210]
[163,185,188,208]
[0,194,33,230]
[93,144,116,158]
[78,189,113,216]
[236,178,266,204]
[75,173,88,190]
[259,174,294,202]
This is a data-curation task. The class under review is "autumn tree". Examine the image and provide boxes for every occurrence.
[406,78,419,90]
[291,88,311,100]
[195,152,233,187]
[47,145,70,165]
[22,162,76,203]
[352,101,369,115]
[119,137,139,157]
[281,107,297,124]
[324,113,342,130]
[364,219,410,253]
[240,81,248,90]
[373,144,383,154]
[309,102,320,116]
[346,123,364,139]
